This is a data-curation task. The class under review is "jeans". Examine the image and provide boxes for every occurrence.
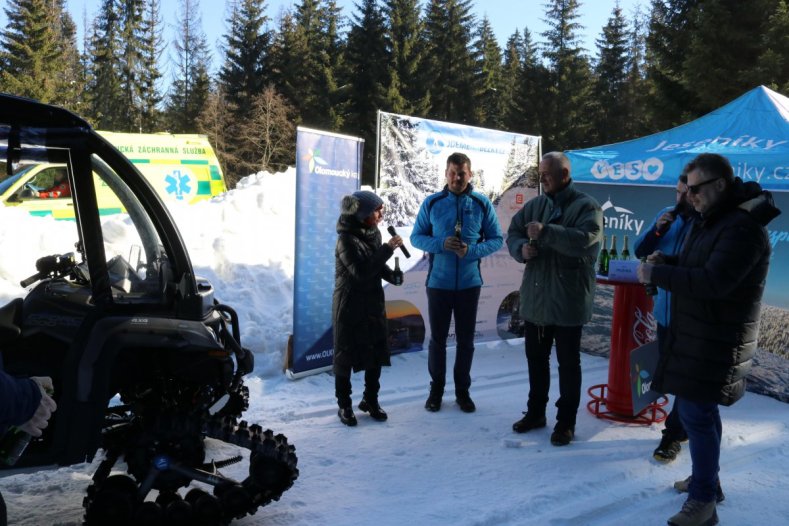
[426,286,481,394]
[656,324,687,441]
[677,397,722,503]
[663,400,687,440]
[335,365,381,408]
[524,322,583,428]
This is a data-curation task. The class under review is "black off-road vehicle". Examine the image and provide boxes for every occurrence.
[0,94,298,525]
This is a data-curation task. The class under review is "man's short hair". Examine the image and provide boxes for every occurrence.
[687,153,734,183]
[541,151,571,174]
[446,152,471,169]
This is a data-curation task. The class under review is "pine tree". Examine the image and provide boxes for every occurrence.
[540,0,595,150]
[384,0,428,115]
[165,0,211,133]
[0,0,79,106]
[85,0,156,131]
[270,0,344,130]
[138,0,164,131]
[216,0,272,178]
[118,0,147,131]
[344,0,391,185]
[316,0,348,130]
[86,0,125,129]
[421,0,477,124]
[473,16,504,128]
[644,0,700,129]
[756,0,789,93]
[621,4,651,139]
[51,0,85,112]
[218,0,271,120]
[593,4,629,144]
[509,27,547,137]
[500,30,522,131]
[682,0,778,114]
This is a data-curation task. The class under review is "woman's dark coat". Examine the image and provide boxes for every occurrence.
[332,215,395,373]
[650,183,779,406]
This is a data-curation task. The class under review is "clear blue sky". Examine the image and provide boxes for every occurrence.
[58,0,644,76]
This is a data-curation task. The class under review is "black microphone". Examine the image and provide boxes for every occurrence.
[387,225,411,258]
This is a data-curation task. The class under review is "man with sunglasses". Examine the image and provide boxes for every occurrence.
[634,171,699,464]
[638,153,780,526]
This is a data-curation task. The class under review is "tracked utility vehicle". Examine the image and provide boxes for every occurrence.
[0,94,298,525]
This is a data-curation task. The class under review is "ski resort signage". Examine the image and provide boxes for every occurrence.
[290,127,363,377]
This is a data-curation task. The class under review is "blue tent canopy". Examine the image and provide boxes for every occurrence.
[567,86,789,192]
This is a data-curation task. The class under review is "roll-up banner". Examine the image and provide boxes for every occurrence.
[289,127,363,378]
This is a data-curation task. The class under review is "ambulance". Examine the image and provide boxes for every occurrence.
[0,132,226,219]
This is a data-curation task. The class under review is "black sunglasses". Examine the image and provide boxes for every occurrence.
[687,177,720,195]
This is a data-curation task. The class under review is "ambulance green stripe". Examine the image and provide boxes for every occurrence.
[127,159,209,165]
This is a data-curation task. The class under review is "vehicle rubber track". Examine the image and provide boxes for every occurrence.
[83,417,299,525]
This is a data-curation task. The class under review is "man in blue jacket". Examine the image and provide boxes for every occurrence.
[411,152,503,413]
[634,172,697,463]
[1,361,57,526]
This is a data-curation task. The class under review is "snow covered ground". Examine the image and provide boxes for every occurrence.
[2,169,788,525]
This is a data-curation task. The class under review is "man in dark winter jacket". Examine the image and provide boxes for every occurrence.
[1,358,57,526]
[638,153,780,526]
[411,152,503,414]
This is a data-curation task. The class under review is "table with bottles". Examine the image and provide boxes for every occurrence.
[587,234,665,423]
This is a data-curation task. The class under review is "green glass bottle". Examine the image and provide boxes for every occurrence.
[598,235,609,276]
[621,235,630,260]
[392,257,403,286]
[642,257,658,296]
[0,384,54,466]
[609,234,618,261]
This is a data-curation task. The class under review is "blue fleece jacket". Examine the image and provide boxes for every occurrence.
[633,205,693,328]
[411,185,503,290]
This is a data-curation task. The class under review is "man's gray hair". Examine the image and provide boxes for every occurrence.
[542,151,571,173]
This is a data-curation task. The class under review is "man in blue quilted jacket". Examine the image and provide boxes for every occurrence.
[1,361,57,526]
[411,152,503,413]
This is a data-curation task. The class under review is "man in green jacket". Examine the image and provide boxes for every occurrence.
[506,151,603,446]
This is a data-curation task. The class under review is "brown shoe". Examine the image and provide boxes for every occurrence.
[667,497,718,526]
[550,424,574,446]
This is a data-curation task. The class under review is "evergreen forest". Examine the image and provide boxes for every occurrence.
[1,0,788,186]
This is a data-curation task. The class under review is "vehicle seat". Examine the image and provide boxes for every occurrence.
[0,298,22,343]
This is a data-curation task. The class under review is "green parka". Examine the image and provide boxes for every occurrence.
[507,182,603,326]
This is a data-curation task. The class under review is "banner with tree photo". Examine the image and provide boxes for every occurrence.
[376,111,541,353]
